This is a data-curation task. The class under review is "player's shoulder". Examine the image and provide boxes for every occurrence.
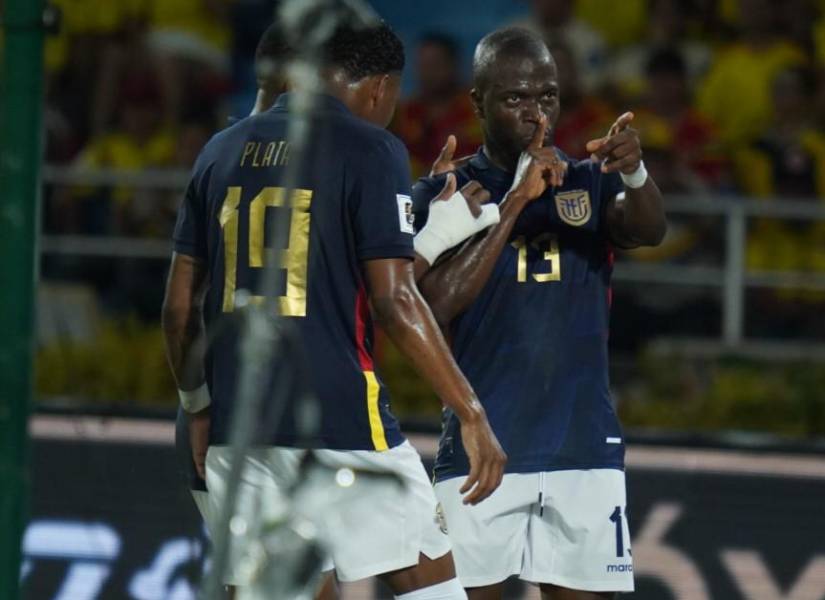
[193,117,252,173]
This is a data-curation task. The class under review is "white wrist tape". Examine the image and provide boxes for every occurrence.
[179,382,211,413]
[414,191,500,265]
[620,160,648,189]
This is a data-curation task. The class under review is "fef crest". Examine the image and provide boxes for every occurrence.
[555,190,591,227]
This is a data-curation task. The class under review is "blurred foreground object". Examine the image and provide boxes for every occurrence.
[0,0,47,597]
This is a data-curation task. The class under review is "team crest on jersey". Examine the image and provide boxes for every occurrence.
[555,189,591,227]
[434,503,448,534]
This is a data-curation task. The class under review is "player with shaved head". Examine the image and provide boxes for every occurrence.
[413,27,667,599]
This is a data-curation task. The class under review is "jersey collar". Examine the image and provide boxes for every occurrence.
[271,92,353,116]
[468,148,514,186]
[468,146,573,187]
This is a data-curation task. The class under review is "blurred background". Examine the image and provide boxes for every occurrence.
[27,0,825,434]
[4,0,825,598]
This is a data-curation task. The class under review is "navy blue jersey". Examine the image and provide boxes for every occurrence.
[413,149,625,481]
[173,93,414,451]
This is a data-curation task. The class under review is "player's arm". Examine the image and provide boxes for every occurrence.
[586,112,667,248]
[410,135,496,280]
[162,252,208,391]
[418,116,565,328]
[352,136,506,503]
[162,252,210,478]
[162,253,210,480]
[412,174,498,280]
[165,159,213,478]
[364,257,506,505]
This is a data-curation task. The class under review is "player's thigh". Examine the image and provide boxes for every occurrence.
[523,469,632,594]
[538,584,615,600]
[378,551,457,595]
[434,474,536,588]
[311,441,452,583]
[465,583,505,600]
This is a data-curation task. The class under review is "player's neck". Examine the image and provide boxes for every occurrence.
[482,144,518,174]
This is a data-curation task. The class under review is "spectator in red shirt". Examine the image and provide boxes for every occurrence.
[392,33,482,177]
[635,46,729,189]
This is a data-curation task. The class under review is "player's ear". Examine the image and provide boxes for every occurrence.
[372,74,390,108]
[470,87,484,119]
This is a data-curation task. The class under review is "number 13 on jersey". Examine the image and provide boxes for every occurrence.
[219,186,313,316]
[511,232,561,283]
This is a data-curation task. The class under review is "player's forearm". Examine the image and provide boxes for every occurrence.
[162,303,206,391]
[370,286,485,424]
[413,254,432,281]
[620,178,667,246]
[419,193,526,327]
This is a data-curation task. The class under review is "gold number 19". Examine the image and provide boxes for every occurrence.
[219,186,313,316]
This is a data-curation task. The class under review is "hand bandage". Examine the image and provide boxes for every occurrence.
[414,192,500,265]
[620,160,648,189]
[179,382,211,413]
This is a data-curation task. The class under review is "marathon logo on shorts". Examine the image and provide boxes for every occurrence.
[555,190,591,227]
[397,194,415,234]
[606,563,633,573]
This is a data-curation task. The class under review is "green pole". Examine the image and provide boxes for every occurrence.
[0,0,45,596]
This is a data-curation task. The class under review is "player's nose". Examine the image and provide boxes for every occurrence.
[521,99,542,123]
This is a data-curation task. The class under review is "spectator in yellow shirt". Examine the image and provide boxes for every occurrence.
[146,0,233,123]
[696,0,806,147]
[55,79,176,235]
[738,67,825,309]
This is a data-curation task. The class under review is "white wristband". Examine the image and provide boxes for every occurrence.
[179,382,211,413]
[619,160,648,189]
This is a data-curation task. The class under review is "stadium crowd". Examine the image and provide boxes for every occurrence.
[34,0,825,336]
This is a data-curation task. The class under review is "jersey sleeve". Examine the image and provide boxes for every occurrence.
[590,163,623,233]
[349,135,416,261]
[172,175,208,259]
[601,171,624,203]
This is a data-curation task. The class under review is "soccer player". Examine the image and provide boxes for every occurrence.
[173,17,500,542]
[172,18,292,540]
[413,27,667,599]
[162,21,517,600]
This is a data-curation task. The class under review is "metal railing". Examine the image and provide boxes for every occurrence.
[40,166,825,349]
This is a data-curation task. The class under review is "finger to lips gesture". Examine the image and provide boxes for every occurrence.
[510,114,567,200]
[585,111,642,175]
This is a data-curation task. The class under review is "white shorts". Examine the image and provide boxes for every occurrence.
[435,469,633,592]
[205,441,451,585]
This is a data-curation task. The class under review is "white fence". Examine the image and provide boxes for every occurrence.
[40,166,825,353]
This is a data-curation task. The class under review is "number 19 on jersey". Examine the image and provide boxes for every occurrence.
[219,186,313,317]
